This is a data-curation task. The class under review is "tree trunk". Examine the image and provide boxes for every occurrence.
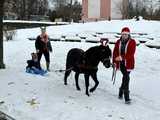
[69,0,73,22]
[0,0,5,69]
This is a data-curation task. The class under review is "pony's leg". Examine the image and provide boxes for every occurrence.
[75,72,81,90]
[64,70,71,85]
[90,73,99,92]
[84,74,90,96]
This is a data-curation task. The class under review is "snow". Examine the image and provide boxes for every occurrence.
[145,38,160,48]
[3,20,69,26]
[0,19,160,120]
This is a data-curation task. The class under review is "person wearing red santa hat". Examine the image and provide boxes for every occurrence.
[113,27,136,104]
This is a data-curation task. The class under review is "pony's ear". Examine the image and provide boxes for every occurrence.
[100,38,109,46]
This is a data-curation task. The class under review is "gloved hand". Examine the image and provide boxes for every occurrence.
[115,56,122,61]
[36,49,39,53]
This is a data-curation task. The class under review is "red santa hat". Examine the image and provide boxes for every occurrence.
[121,27,130,34]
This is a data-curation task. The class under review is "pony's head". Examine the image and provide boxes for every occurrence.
[99,45,111,68]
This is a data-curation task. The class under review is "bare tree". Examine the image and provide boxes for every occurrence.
[54,0,67,8]
[147,2,154,19]
[115,0,129,19]
[71,1,82,22]
[49,0,81,22]
[115,0,152,19]
[4,0,49,20]
[67,0,73,22]
[0,0,5,69]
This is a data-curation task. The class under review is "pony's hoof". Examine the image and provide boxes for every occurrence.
[64,83,67,85]
[77,88,81,91]
[86,93,90,96]
[90,88,95,93]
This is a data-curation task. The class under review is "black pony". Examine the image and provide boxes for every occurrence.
[64,45,112,96]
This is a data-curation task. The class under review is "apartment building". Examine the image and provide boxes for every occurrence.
[82,0,123,21]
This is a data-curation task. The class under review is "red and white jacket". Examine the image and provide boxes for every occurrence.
[113,38,136,71]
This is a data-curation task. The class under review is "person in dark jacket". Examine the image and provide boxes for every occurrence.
[113,27,136,104]
[26,52,41,69]
[35,27,52,71]
[26,52,47,75]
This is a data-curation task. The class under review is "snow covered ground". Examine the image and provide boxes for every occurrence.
[0,19,160,120]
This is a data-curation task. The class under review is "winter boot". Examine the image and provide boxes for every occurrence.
[46,62,50,71]
[124,90,131,104]
[118,88,123,99]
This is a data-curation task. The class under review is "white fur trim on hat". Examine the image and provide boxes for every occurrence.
[121,31,130,34]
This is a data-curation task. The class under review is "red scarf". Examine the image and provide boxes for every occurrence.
[40,33,48,43]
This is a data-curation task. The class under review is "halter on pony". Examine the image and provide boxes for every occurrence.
[100,38,117,84]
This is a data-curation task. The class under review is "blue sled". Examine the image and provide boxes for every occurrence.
[26,67,47,76]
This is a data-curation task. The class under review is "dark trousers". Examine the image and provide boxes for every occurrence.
[120,61,130,91]
[119,61,131,101]
[37,51,50,63]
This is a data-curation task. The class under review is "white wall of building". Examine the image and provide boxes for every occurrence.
[88,0,100,18]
